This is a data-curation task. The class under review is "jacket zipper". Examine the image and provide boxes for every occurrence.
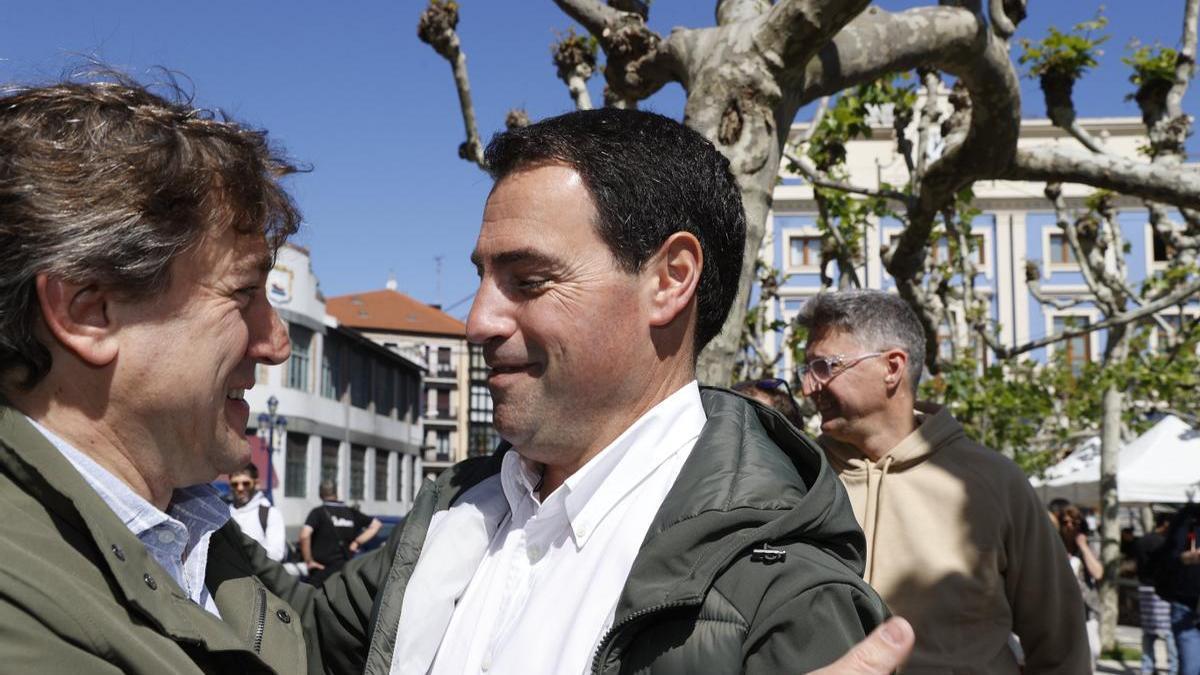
[252,587,267,654]
[590,600,694,674]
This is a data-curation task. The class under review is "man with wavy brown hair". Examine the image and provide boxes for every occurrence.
[0,75,307,673]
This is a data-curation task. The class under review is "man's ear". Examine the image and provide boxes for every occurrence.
[646,232,702,328]
[35,274,119,367]
[882,348,909,390]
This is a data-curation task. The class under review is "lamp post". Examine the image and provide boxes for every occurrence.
[257,395,287,505]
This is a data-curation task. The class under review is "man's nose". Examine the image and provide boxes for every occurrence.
[465,280,514,346]
[251,302,291,365]
[799,371,820,398]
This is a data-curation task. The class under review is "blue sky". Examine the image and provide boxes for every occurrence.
[1,1,1190,319]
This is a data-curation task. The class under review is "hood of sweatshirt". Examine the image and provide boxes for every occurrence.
[819,401,965,583]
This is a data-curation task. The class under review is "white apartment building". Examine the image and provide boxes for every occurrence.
[244,244,425,533]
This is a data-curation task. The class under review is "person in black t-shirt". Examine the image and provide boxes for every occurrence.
[300,480,381,585]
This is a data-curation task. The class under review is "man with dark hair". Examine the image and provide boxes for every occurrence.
[0,77,307,672]
[228,463,287,561]
[299,480,380,585]
[797,289,1089,673]
[246,108,896,675]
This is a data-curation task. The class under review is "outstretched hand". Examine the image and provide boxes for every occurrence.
[809,617,914,675]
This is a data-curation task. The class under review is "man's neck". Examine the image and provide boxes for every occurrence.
[848,407,919,463]
[536,373,696,499]
[17,396,175,510]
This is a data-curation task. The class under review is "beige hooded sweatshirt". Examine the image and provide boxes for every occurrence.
[822,402,1090,674]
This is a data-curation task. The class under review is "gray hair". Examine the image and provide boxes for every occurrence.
[0,75,301,402]
[796,289,925,392]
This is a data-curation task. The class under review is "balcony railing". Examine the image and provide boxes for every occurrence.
[425,408,456,420]
[433,365,457,378]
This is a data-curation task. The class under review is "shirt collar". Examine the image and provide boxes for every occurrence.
[500,381,706,548]
[25,417,229,539]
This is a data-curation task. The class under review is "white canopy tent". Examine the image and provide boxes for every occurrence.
[1031,415,1200,505]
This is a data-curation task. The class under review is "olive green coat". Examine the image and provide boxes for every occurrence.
[0,410,306,674]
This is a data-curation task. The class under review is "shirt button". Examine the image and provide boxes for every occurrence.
[143,573,158,591]
[157,530,176,544]
[481,655,492,672]
[111,544,126,561]
[276,609,292,624]
[576,524,589,539]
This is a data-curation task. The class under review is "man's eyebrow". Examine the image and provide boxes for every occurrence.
[471,247,563,271]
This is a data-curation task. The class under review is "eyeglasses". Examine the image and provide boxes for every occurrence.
[799,352,883,384]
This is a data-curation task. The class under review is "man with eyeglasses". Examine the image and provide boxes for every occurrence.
[796,289,1089,673]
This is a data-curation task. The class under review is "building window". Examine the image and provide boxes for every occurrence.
[436,388,451,419]
[375,362,395,417]
[321,335,343,400]
[287,324,313,392]
[1153,231,1175,263]
[374,450,389,501]
[320,438,340,492]
[350,350,371,409]
[1052,315,1091,374]
[788,235,822,269]
[350,444,366,501]
[437,347,454,377]
[436,431,451,462]
[890,233,986,267]
[284,432,308,498]
[1048,233,1077,265]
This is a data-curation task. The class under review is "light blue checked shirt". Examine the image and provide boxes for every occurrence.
[27,418,229,618]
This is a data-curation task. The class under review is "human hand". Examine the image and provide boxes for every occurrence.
[1074,532,1089,550]
[1182,550,1200,565]
[307,561,326,571]
[349,540,361,553]
[809,617,914,675]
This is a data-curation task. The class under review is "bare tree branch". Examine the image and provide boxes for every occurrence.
[760,0,873,77]
[418,1,486,168]
[552,0,682,103]
[553,31,597,110]
[1006,146,1200,209]
[783,150,911,203]
[993,277,1200,359]
[717,0,771,26]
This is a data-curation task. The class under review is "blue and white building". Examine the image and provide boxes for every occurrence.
[763,115,1196,376]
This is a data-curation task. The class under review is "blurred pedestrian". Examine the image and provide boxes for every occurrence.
[1152,503,1200,675]
[228,463,287,561]
[299,480,380,585]
[798,289,1089,673]
[1136,511,1177,674]
[732,377,805,428]
[1049,500,1104,666]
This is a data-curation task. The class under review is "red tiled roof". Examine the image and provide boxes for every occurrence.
[326,289,465,337]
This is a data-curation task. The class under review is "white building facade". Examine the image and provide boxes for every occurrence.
[244,244,425,533]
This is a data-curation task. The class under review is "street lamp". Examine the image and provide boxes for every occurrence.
[257,395,287,505]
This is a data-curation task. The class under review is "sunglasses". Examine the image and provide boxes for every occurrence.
[798,352,883,384]
[230,480,255,489]
[735,377,796,399]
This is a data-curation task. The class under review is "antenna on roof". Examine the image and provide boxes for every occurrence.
[386,269,398,291]
[434,255,444,307]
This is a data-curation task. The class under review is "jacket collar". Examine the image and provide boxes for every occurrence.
[0,409,270,659]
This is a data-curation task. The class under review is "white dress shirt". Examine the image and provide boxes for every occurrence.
[390,381,707,675]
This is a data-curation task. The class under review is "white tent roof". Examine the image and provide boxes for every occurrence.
[1031,415,1200,505]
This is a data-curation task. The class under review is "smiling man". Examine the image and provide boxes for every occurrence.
[797,289,1089,673]
[248,108,890,675]
[0,78,307,673]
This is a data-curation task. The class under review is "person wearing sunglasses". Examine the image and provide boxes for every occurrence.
[796,289,1089,674]
[228,463,287,562]
[732,377,805,428]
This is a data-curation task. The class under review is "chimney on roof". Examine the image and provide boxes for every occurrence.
[386,271,398,291]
